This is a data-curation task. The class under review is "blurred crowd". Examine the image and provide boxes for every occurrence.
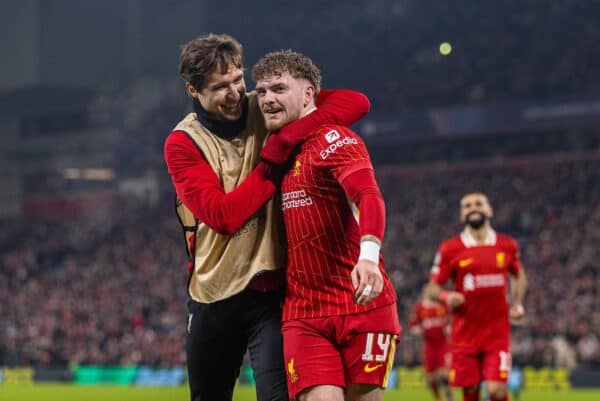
[0,209,188,367]
[1,156,598,369]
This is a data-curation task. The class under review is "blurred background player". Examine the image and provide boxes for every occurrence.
[410,291,454,401]
[425,192,528,401]
[164,33,370,401]
[253,50,400,401]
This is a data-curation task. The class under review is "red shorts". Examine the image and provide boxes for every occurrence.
[423,343,449,373]
[449,344,511,387]
[282,303,401,399]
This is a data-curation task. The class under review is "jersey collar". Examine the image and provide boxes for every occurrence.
[460,227,497,247]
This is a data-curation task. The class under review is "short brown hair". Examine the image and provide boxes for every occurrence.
[252,50,321,94]
[179,33,243,90]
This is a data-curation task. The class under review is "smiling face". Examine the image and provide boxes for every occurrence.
[460,192,493,229]
[186,64,246,121]
[255,71,314,131]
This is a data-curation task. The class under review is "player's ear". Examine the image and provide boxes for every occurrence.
[186,82,199,99]
[303,84,315,107]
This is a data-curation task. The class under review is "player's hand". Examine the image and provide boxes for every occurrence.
[261,130,303,164]
[351,259,383,305]
[444,291,465,309]
[509,303,525,322]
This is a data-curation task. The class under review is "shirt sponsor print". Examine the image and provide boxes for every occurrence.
[282,189,314,210]
[319,136,359,159]
[462,273,505,291]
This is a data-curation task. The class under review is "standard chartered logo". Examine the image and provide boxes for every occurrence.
[463,273,505,291]
[319,136,359,159]
[422,316,446,329]
[282,189,314,210]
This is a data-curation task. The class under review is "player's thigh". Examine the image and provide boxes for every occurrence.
[246,290,288,401]
[435,367,450,381]
[449,346,481,388]
[282,319,345,400]
[297,385,344,401]
[482,347,511,383]
[186,299,247,401]
[341,332,397,388]
[346,383,384,401]
[486,381,508,399]
[423,371,437,386]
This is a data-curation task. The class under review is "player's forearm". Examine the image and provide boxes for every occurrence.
[192,162,278,234]
[339,168,386,240]
[511,269,527,306]
[165,133,278,234]
[424,281,443,302]
[273,89,371,151]
[315,89,370,126]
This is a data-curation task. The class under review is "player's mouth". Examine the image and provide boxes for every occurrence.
[263,107,284,119]
[221,101,242,115]
[465,211,486,228]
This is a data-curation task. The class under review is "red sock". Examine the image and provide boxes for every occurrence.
[463,387,480,401]
[489,395,508,401]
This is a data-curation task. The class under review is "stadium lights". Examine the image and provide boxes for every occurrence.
[439,42,452,56]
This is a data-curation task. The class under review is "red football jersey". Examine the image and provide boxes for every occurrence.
[410,300,449,347]
[429,229,521,347]
[281,125,397,321]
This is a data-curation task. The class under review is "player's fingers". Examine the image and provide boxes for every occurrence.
[354,276,367,301]
[372,274,384,297]
[351,267,359,290]
[355,279,373,304]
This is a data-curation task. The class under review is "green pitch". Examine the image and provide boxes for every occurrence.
[1,384,599,401]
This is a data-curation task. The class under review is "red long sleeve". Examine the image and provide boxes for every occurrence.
[164,131,278,235]
[275,89,370,142]
[338,167,386,241]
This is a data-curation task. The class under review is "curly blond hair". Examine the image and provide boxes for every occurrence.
[252,50,321,94]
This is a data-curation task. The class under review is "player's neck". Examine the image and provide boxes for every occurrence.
[300,104,317,119]
[466,224,491,244]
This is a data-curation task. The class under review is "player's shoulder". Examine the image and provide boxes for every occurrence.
[439,235,464,254]
[164,128,193,150]
[308,124,363,143]
[305,125,366,161]
[495,232,519,251]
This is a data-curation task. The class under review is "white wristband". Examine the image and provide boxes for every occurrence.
[359,240,380,264]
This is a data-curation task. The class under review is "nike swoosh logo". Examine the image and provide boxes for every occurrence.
[458,258,474,268]
[364,363,384,373]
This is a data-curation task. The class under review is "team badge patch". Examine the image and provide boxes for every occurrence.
[496,252,505,268]
[292,159,302,176]
[287,358,299,383]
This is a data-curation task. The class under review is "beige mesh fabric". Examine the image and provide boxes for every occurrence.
[173,93,284,303]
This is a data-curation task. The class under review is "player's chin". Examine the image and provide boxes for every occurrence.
[265,119,285,131]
